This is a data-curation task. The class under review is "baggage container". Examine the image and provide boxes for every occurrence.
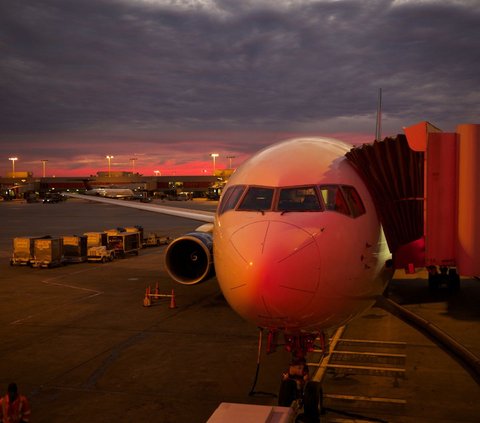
[11,236,45,265]
[84,232,108,248]
[63,235,88,263]
[107,231,141,257]
[31,237,64,268]
[124,226,144,245]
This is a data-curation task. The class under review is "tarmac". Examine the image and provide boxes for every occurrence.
[0,197,479,422]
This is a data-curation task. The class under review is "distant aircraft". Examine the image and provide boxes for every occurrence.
[81,180,135,199]
[85,187,135,199]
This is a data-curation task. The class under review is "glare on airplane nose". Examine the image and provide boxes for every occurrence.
[226,220,321,322]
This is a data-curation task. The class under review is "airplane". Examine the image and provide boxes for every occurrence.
[70,136,391,335]
[64,123,480,418]
[84,187,135,199]
[66,136,392,411]
[80,180,136,199]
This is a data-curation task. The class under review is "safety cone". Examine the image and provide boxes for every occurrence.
[169,289,177,309]
[143,286,152,307]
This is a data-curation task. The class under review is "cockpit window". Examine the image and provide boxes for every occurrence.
[278,187,322,212]
[320,185,350,216]
[320,185,365,218]
[218,185,246,215]
[237,186,274,211]
[341,185,366,217]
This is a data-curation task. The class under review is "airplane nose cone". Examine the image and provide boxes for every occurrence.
[222,220,321,325]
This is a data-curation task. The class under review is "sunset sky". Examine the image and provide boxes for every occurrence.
[1,0,479,177]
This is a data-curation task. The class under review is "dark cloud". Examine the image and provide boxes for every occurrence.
[0,0,479,174]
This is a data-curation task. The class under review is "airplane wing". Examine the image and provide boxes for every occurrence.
[64,193,215,223]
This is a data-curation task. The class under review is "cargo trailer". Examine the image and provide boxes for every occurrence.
[62,235,88,263]
[31,237,64,268]
[107,230,141,257]
[11,236,46,265]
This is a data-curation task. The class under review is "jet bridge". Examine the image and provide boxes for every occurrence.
[345,134,424,265]
[346,122,480,279]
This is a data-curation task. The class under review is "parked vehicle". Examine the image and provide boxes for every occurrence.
[84,232,115,263]
[87,245,115,262]
[43,192,66,203]
[143,233,172,247]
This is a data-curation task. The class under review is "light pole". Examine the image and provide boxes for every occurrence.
[130,157,137,174]
[41,160,48,178]
[8,157,18,178]
[226,155,236,169]
[106,155,114,177]
[210,153,219,175]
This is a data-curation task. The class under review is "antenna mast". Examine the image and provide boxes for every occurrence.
[375,88,382,141]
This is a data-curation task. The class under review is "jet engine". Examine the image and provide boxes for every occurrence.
[164,230,214,285]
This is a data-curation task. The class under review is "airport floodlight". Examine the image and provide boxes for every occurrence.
[210,153,219,175]
[106,155,114,177]
[9,157,18,178]
[226,155,236,169]
[130,157,138,174]
[41,159,48,178]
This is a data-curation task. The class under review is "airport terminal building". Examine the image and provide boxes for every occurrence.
[0,171,225,201]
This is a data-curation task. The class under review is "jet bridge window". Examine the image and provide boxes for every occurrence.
[218,185,246,215]
[237,187,274,211]
[278,187,322,212]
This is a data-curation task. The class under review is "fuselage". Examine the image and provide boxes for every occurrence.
[213,137,391,333]
[86,188,135,198]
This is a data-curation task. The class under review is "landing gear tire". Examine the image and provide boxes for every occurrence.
[300,381,322,422]
[428,273,439,290]
[447,268,460,292]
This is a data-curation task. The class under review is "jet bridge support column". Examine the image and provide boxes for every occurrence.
[405,122,480,279]
[456,124,480,276]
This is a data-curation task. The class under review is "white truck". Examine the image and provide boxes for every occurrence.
[87,245,115,263]
[84,232,115,263]
[143,232,172,247]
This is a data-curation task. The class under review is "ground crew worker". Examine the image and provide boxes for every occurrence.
[0,383,31,423]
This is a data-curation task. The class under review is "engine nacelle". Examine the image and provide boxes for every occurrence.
[164,231,214,285]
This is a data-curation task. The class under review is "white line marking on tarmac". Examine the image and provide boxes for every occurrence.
[10,266,104,325]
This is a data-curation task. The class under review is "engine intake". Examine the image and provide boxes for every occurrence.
[164,231,214,285]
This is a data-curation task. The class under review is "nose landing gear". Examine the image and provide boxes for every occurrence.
[278,333,326,422]
[249,330,326,421]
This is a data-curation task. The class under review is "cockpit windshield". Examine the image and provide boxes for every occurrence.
[278,187,321,212]
[218,185,246,214]
[320,185,366,217]
[218,183,365,218]
[237,187,274,211]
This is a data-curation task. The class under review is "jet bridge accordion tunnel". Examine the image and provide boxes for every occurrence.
[346,123,480,278]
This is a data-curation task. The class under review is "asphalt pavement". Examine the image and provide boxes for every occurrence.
[0,198,479,422]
